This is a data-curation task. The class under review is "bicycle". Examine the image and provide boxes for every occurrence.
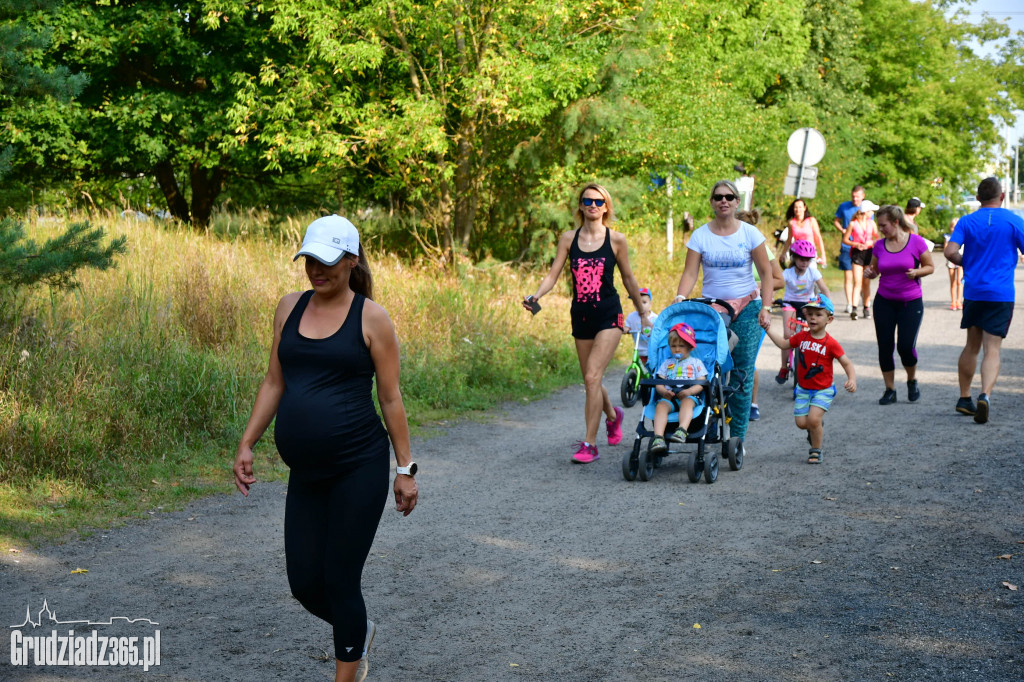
[770,298,807,396]
[620,330,653,407]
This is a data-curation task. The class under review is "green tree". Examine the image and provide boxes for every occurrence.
[7,0,309,226]
[0,0,87,179]
[1,2,123,321]
[857,0,1016,202]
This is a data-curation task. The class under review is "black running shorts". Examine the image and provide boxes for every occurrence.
[960,300,1014,338]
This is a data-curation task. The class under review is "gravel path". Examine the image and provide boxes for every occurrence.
[3,256,1023,681]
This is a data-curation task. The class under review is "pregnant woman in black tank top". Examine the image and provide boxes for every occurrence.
[234,215,418,682]
[523,184,650,464]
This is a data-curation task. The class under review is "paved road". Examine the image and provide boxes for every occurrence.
[2,255,1023,681]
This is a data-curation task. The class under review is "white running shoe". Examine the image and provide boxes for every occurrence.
[356,620,375,682]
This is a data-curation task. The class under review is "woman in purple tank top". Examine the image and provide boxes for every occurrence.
[523,184,650,464]
[864,205,934,405]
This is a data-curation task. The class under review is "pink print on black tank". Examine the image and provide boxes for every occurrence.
[572,258,605,303]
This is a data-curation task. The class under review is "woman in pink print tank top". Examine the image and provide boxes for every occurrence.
[843,200,881,320]
[781,199,827,268]
[523,184,650,464]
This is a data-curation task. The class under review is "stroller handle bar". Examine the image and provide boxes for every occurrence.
[678,297,737,324]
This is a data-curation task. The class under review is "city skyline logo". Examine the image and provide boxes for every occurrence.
[11,599,159,628]
[9,599,161,671]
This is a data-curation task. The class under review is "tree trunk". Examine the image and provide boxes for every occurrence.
[154,162,190,223]
[189,163,226,229]
[453,118,477,251]
[438,177,455,266]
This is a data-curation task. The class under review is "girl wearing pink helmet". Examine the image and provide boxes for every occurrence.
[776,240,833,384]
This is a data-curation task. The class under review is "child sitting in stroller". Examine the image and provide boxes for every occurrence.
[649,323,707,456]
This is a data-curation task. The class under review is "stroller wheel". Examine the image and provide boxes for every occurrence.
[726,437,743,471]
[638,441,656,481]
[622,440,641,481]
[704,448,719,484]
[620,368,640,408]
[686,442,704,483]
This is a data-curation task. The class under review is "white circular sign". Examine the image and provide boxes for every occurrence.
[787,128,826,166]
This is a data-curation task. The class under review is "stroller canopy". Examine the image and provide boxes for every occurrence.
[647,300,733,375]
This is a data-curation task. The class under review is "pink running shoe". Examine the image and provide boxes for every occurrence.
[571,442,600,464]
[606,406,624,445]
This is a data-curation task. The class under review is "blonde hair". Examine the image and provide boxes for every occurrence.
[574,183,615,227]
[875,205,913,234]
[711,179,740,198]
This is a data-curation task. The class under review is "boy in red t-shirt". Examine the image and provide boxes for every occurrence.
[765,294,856,463]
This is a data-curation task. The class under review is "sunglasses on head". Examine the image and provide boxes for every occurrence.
[712,193,737,202]
[581,197,606,207]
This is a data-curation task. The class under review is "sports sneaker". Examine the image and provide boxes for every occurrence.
[572,442,600,463]
[606,406,624,445]
[356,619,375,682]
[851,309,858,321]
[974,393,989,424]
[650,436,667,456]
[955,396,976,415]
[907,379,920,402]
[845,303,853,314]
[878,388,897,405]
[864,307,872,320]
[775,367,789,384]
[749,404,760,421]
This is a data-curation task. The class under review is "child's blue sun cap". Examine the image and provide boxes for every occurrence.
[639,287,653,299]
[803,293,834,315]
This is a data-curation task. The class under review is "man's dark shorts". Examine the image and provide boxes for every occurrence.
[961,300,1014,338]
[837,243,852,271]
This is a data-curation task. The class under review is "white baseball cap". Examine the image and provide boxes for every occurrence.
[293,215,360,266]
[858,199,880,213]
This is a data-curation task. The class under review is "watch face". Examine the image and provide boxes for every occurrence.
[408,462,418,476]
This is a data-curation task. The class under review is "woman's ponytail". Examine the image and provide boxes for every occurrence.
[350,244,374,300]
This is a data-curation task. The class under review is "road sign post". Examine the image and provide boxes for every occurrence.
[786,128,826,199]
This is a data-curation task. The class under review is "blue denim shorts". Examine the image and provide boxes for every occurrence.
[837,243,852,271]
[794,385,837,416]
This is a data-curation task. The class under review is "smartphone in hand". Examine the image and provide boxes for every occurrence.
[525,296,541,315]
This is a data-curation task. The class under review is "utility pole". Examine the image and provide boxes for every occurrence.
[1015,144,1019,205]
[666,172,674,260]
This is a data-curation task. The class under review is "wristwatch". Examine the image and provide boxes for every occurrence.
[396,462,418,477]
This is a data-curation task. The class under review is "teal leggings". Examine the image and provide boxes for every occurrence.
[727,301,762,440]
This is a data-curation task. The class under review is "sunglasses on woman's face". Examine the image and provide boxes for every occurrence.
[712,193,737,202]
[581,197,606,207]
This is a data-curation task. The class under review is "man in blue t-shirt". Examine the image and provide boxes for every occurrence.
[944,177,1024,424]
[833,185,864,313]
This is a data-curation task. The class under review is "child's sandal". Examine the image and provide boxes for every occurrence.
[807,448,822,464]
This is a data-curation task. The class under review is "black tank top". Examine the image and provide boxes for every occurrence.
[274,291,388,480]
[569,227,620,312]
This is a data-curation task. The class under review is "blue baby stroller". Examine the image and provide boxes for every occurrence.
[621,299,744,484]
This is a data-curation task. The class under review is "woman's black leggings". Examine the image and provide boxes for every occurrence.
[872,294,924,373]
[284,456,388,662]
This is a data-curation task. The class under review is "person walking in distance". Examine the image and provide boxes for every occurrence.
[833,185,865,314]
[943,177,1024,424]
[524,183,650,463]
[234,215,418,682]
[843,200,880,320]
